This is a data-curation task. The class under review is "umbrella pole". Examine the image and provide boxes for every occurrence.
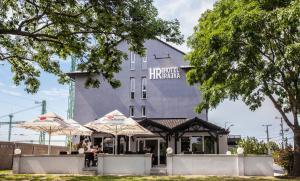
[48,127,51,155]
[128,136,131,152]
[69,131,72,153]
[115,135,118,155]
[115,125,118,155]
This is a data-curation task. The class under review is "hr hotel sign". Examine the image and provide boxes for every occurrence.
[149,67,181,80]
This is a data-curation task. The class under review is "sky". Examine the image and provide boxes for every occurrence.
[0,0,294,146]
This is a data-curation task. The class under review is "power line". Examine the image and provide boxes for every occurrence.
[0,105,41,119]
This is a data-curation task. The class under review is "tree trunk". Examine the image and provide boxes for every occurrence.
[293,128,300,176]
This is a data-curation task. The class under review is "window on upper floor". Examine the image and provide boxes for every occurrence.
[130,77,135,99]
[141,106,146,117]
[141,50,147,70]
[129,106,134,117]
[130,51,135,70]
[141,77,147,99]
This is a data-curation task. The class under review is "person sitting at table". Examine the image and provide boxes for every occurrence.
[85,145,96,167]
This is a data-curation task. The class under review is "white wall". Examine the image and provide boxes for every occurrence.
[97,154,152,175]
[167,154,273,176]
[244,155,274,176]
[218,135,228,154]
[13,155,85,174]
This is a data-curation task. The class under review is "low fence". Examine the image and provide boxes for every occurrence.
[13,154,152,175]
[97,154,152,175]
[167,154,274,176]
[0,141,67,170]
[13,155,85,174]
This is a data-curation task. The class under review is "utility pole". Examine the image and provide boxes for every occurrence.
[39,100,46,144]
[262,124,272,154]
[275,116,289,150]
[8,114,13,142]
[280,118,284,149]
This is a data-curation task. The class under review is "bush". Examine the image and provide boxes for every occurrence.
[275,146,294,175]
[237,137,268,155]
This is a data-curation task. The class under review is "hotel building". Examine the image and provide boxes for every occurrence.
[68,39,228,166]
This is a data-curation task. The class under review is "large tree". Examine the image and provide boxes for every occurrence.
[187,0,300,176]
[0,0,183,93]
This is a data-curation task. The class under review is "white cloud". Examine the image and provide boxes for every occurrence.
[10,85,17,89]
[153,0,217,52]
[41,88,69,98]
[0,82,4,86]
[0,89,22,96]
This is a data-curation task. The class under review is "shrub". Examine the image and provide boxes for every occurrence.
[276,146,294,175]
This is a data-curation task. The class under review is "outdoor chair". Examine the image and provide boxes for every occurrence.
[71,151,79,154]
[59,151,67,155]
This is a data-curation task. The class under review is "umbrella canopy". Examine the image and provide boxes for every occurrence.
[85,110,153,154]
[85,110,153,136]
[17,112,68,154]
[52,119,92,136]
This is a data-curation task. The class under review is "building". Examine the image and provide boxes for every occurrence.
[68,39,229,166]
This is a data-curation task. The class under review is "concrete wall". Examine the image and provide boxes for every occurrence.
[97,154,152,175]
[244,156,274,176]
[13,155,85,174]
[0,141,67,170]
[167,154,273,176]
[73,39,206,124]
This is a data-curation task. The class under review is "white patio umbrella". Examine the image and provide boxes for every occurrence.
[85,110,153,154]
[17,112,68,154]
[52,119,93,152]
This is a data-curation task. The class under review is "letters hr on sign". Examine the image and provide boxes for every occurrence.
[149,67,181,80]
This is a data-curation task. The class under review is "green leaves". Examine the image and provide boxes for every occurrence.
[187,0,300,129]
[0,0,183,93]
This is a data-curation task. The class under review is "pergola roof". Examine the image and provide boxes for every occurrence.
[137,117,228,134]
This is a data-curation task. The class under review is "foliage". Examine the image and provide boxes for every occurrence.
[0,170,299,181]
[0,0,183,93]
[187,0,300,175]
[275,146,294,175]
[269,141,280,152]
[187,0,299,132]
[236,137,268,155]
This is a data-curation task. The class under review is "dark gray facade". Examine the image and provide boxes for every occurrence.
[71,39,206,124]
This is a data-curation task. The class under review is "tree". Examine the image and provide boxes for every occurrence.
[187,0,300,176]
[237,137,268,155]
[0,0,183,93]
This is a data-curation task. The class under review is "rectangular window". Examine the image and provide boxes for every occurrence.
[130,77,135,99]
[129,106,134,117]
[130,52,135,70]
[141,50,147,70]
[204,136,215,154]
[181,137,191,153]
[191,136,203,153]
[141,77,147,99]
[141,106,146,117]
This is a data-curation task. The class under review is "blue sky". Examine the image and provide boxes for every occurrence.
[0,0,294,146]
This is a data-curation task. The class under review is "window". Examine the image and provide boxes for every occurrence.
[141,106,146,117]
[181,137,190,152]
[130,52,135,70]
[191,136,203,153]
[130,77,135,99]
[204,136,215,154]
[141,50,147,70]
[141,77,147,99]
[129,106,134,117]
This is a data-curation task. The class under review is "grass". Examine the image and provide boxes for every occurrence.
[1,170,300,181]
